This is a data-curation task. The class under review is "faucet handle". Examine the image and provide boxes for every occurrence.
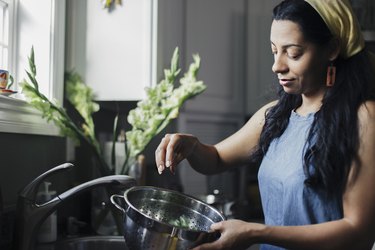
[20,163,74,201]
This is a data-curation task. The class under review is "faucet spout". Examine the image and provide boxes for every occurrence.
[13,163,136,250]
[21,163,73,202]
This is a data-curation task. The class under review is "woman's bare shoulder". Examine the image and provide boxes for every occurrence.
[357,101,375,148]
[263,100,278,110]
[250,100,278,124]
[214,101,278,165]
[358,101,375,122]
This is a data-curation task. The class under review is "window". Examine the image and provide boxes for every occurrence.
[0,0,13,72]
[0,0,65,136]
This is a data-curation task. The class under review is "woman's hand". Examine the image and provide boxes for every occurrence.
[155,133,199,174]
[191,220,265,250]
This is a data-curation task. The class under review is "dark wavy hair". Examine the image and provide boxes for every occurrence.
[250,0,375,196]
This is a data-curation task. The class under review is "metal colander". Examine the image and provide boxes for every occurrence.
[111,186,225,250]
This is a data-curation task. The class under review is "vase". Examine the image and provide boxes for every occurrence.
[90,186,124,236]
[88,156,125,236]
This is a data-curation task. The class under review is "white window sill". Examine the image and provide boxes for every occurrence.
[0,95,60,136]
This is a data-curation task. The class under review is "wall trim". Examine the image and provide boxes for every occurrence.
[0,96,60,136]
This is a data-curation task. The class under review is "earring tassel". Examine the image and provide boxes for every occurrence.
[326,65,336,87]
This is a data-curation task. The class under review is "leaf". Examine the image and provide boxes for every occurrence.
[170,47,179,77]
[26,71,39,89]
[7,75,14,89]
[26,47,38,90]
[29,46,37,77]
[111,115,119,167]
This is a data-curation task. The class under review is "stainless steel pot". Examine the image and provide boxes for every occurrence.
[110,186,225,250]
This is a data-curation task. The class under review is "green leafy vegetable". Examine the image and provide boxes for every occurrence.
[168,215,192,229]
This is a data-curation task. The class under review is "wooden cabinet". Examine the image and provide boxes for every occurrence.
[349,0,375,54]
[174,0,248,197]
[177,112,245,197]
[182,0,247,115]
[349,0,375,32]
[246,0,281,115]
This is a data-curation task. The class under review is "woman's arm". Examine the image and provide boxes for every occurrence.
[194,101,375,250]
[155,101,276,175]
[187,101,275,174]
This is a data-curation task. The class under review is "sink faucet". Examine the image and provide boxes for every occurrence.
[12,163,136,250]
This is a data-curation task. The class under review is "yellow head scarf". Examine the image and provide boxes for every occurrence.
[304,0,365,58]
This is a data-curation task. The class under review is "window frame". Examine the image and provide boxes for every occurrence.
[0,0,14,72]
[0,0,65,136]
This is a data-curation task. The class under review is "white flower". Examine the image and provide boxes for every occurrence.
[125,47,206,161]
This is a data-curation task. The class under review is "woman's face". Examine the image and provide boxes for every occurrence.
[270,20,330,97]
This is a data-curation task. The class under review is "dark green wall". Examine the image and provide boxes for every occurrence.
[0,132,67,248]
[0,133,66,207]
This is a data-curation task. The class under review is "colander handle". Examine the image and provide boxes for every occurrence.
[110,194,126,213]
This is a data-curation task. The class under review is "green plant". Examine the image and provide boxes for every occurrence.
[21,46,206,176]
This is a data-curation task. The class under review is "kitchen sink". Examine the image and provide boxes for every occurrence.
[36,236,128,250]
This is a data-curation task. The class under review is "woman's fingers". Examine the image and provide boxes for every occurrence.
[210,222,223,231]
[165,134,182,169]
[155,134,171,174]
[155,133,196,174]
[166,134,186,173]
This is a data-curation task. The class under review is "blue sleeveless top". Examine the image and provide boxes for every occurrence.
[257,110,343,250]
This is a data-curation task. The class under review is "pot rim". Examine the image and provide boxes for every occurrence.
[122,186,225,233]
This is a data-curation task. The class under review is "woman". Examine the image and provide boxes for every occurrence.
[155,0,375,249]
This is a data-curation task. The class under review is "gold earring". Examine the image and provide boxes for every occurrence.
[326,63,336,87]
